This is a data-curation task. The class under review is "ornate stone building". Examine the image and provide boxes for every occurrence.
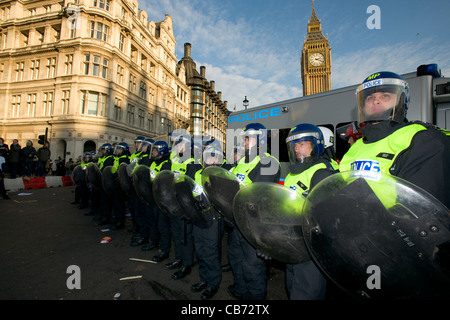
[0,0,228,160]
[300,0,331,96]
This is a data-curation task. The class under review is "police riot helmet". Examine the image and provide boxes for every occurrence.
[356,71,410,124]
[114,142,129,156]
[138,138,155,155]
[151,141,169,159]
[172,134,193,156]
[83,152,93,162]
[240,123,267,150]
[100,143,113,156]
[286,124,324,165]
[318,126,334,149]
[202,140,223,166]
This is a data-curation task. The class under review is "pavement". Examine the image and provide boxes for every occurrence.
[0,185,289,301]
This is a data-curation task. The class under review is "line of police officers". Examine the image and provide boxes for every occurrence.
[71,71,450,300]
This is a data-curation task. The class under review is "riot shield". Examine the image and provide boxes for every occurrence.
[174,174,214,229]
[201,166,242,222]
[117,162,136,197]
[302,170,450,299]
[152,170,184,219]
[132,165,153,204]
[71,165,86,185]
[102,166,121,196]
[86,162,102,190]
[233,182,310,263]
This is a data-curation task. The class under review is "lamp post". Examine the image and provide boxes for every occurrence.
[243,96,249,110]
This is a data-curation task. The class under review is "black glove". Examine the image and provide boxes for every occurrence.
[256,249,272,260]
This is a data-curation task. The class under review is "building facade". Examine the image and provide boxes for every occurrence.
[0,0,228,161]
[300,0,331,96]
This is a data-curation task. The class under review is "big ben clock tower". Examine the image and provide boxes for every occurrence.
[301,0,331,96]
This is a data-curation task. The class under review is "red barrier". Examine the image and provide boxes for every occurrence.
[62,175,73,186]
[23,177,47,190]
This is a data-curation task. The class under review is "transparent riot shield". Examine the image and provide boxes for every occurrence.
[117,162,136,197]
[174,174,214,229]
[151,170,184,218]
[86,162,102,191]
[201,166,242,223]
[302,170,450,299]
[102,166,121,196]
[71,165,86,186]
[132,165,153,204]
[233,182,310,263]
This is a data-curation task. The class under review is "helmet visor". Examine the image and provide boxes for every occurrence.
[286,132,320,164]
[138,140,153,154]
[356,78,408,123]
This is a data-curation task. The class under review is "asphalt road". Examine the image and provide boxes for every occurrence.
[0,185,289,301]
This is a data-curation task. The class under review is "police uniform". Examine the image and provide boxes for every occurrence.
[110,149,130,230]
[228,126,280,300]
[166,151,202,279]
[96,146,115,226]
[340,121,450,209]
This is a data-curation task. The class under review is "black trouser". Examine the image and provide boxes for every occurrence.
[193,216,223,290]
[228,227,267,300]
[171,217,194,267]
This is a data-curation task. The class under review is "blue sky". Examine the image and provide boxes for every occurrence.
[139,0,450,111]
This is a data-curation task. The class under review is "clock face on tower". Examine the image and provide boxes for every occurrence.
[309,52,325,66]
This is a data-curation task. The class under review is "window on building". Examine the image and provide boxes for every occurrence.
[30,59,39,80]
[20,30,29,46]
[46,57,56,78]
[116,64,124,85]
[118,33,125,51]
[129,74,136,92]
[139,81,147,99]
[138,109,145,128]
[15,61,24,81]
[83,54,108,78]
[62,90,70,114]
[141,54,147,71]
[81,91,107,116]
[11,94,21,117]
[0,32,6,49]
[90,21,109,41]
[27,93,36,117]
[147,113,153,131]
[65,54,73,75]
[121,7,127,20]
[93,0,110,10]
[127,104,135,125]
[43,92,53,116]
[114,98,122,121]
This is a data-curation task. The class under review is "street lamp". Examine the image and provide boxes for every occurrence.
[243,96,249,110]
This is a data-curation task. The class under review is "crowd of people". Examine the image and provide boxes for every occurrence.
[0,139,76,180]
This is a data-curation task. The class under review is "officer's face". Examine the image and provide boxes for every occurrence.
[244,137,257,150]
[294,141,313,160]
[364,92,397,118]
[152,148,158,157]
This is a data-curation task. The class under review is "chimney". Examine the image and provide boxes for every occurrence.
[200,66,206,78]
[210,81,215,91]
[184,43,191,58]
[218,92,222,100]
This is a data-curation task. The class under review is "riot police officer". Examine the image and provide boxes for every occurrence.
[110,142,130,230]
[190,140,232,300]
[228,123,280,300]
[75,152,93,210]
[148,141,172,257]
[163,134,202,280]
[96,143,115,226]
[127,136,146,235]
[283,123,336,299]
[130,138,155,246]
[339,71,450,209]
